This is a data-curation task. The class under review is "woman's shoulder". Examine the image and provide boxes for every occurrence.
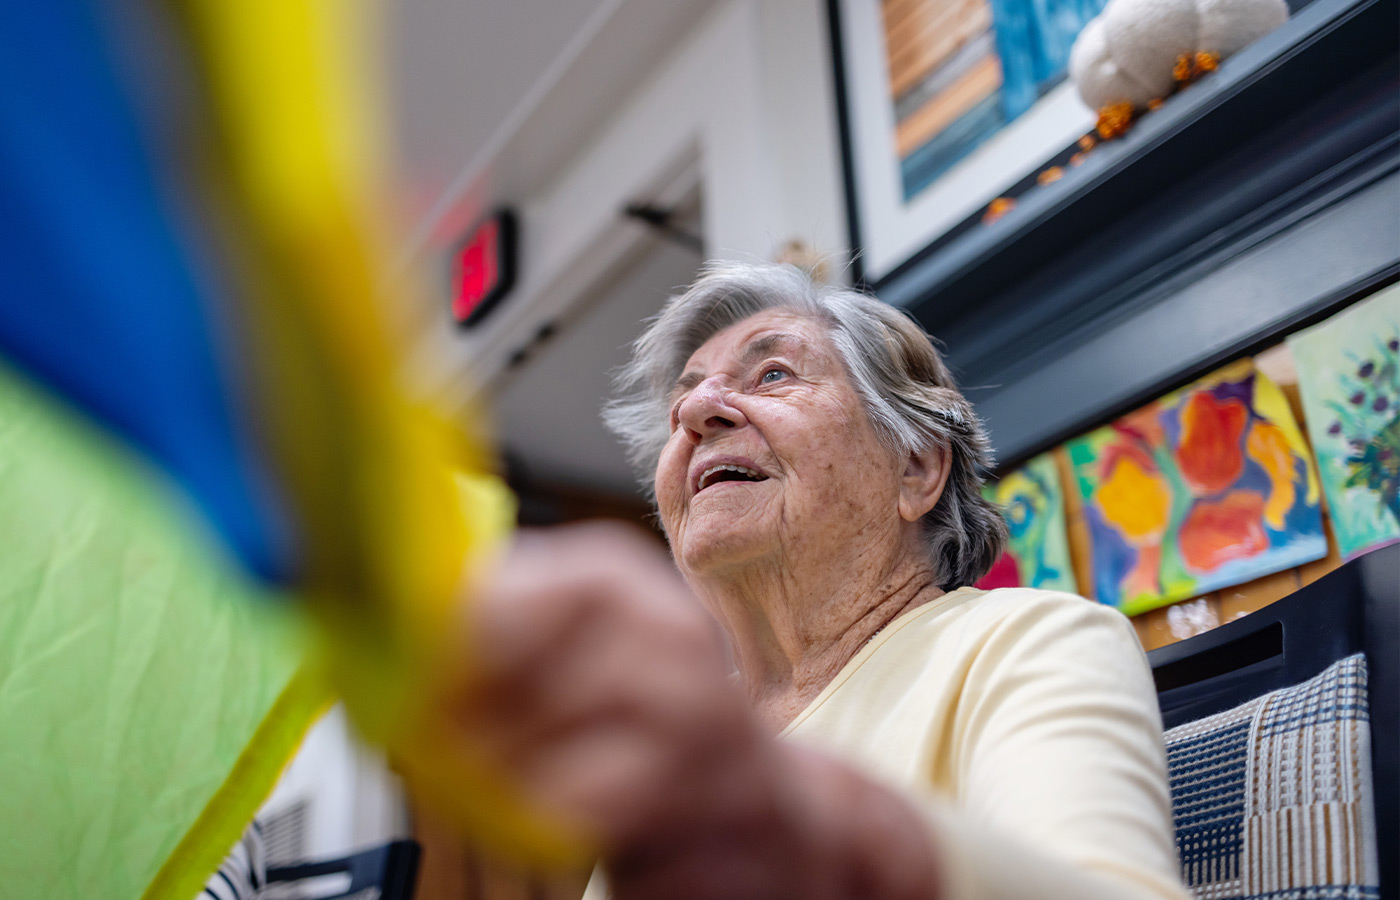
[788,587,1151,742]
[936,585,1127,627]
[902,585,1141,659]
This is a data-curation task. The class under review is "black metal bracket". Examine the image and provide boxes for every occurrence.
[623,203,704,253]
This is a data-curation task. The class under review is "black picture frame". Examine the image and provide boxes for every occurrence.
[828,0,1400,467]
[828,0,1105,288]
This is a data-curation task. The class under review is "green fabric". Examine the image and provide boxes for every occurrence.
[0,366,319,900]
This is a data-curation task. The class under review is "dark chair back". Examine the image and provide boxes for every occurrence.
[265,838,420,900]
[1148,544,1397,898]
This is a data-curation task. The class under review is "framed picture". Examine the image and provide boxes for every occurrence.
[829,0,1105,285]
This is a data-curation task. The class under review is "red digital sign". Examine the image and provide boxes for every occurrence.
[452,209,517,327]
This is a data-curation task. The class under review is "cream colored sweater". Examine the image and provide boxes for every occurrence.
[780,586,1191,900]
[585,586,1192,899]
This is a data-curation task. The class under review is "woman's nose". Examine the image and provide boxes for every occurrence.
[676,378,746,443]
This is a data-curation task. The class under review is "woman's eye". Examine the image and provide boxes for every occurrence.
[760,368,786,384]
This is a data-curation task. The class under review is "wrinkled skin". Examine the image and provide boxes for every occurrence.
[655,311,908,579]
[654,310,948,727]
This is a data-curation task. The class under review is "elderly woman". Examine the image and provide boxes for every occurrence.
[456,262,1190,900]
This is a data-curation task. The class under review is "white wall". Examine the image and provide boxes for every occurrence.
[493,238,704,495]
[259,706,409,860]
[410,0,847,410]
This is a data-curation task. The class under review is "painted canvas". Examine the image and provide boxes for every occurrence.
[977,451,1078,592]
[1066,359,1326,615]
[1288,285,1400,559]
[881,0,1107,199]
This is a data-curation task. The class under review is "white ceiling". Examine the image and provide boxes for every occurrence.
[385,0,604,212]
[383,0,716,495]
[385,0,719,242]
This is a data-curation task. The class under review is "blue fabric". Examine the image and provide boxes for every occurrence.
[1255,665,1369,738]
[1164,654,1378,900]
[1170,717,1248,888]
[0,2,293,582]
[1234,889,1380,899]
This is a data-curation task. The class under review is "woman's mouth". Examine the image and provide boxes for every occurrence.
[696,463,768,492]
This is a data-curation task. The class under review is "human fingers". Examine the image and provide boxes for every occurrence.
[468,522,721,682]
[450,522,745,842]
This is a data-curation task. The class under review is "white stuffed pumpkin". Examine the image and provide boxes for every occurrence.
[1069,0,1288,110]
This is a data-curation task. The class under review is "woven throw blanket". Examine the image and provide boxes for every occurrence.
[1164,653,1380,900]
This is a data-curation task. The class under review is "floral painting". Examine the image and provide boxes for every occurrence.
[976,451,1078,593]
[1288,286,1400,559]
[1066,359,1326,615]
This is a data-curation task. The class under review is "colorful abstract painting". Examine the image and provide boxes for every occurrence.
[1066,359,1326,615]
[1288,286,1400,559]
[977,451,1079,592]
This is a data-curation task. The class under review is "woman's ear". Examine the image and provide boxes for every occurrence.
[898,443,950,523]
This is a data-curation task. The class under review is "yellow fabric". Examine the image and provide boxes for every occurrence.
[782,587,1191,900]
[142,670,331,900]
[162,0,584,867]
[168,0,475,709]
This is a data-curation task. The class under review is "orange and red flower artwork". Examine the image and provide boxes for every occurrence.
[1066,359,1326,614]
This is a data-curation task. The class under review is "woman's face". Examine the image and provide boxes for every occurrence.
[654,309,907,578]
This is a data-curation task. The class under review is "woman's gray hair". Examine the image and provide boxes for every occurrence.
[603,261,1007,590]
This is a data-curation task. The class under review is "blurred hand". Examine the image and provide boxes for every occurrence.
[447,522,940,900]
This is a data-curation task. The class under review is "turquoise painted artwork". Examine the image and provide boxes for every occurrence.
[884,0,1109,200]
[1289,285,1400,560]
[976,451,1078,594]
